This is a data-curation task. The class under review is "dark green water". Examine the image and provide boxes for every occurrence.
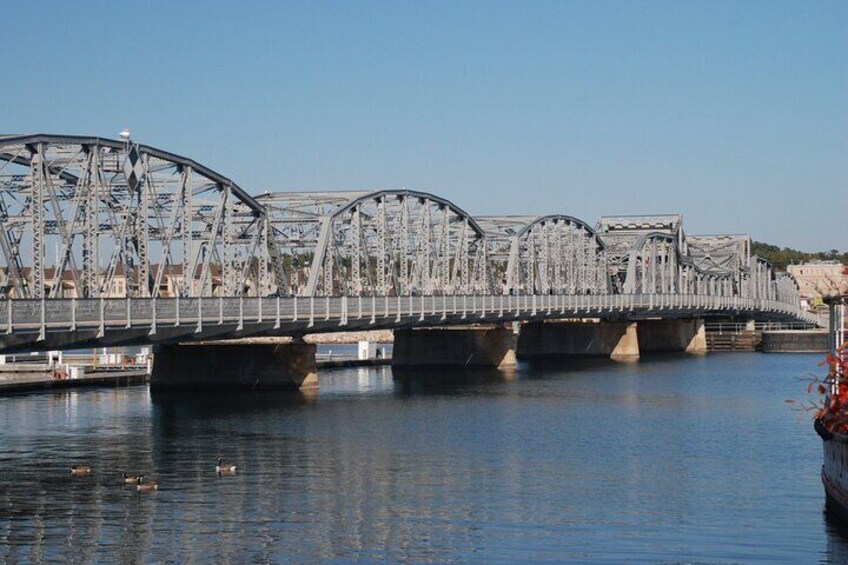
[0,353,844,563]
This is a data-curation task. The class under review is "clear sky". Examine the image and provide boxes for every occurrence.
[2,0,846,250]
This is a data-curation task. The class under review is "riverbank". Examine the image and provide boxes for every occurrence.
[0,369,149,394]
[0,354,391,395]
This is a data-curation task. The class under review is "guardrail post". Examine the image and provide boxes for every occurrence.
[237,296,244,331]
[175,294,181,327]
[126,297,132,329]
[70,298,75,331]
[462,295,467,320]
[150,298,157,335]
[369,295,375,325]
[98,297,105,338]
[219,294,223,325]
[358,295,363,320]
[196,296,203,333]
[395,295,401,323]
[326,296,331,321]
[275,296,281,329]
[38,298,46,342]
[258,296,263,323]
[342,295,349,326]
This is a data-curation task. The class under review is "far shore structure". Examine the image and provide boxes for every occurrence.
[788,261,848,310]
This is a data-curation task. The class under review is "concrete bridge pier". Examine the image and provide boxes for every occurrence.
[517,321,640,361]
[392,325,517,369]
[150,340,318,391]
[638,319,707,354]
[517,318,706,361]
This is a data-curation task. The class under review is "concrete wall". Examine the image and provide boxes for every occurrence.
[517,321,640,361]
[392,326,516,369]
[151,342,317,391]
[638,319,706,354]
[761,330,829,353]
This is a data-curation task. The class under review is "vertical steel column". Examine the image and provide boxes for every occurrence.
[351,207,362,295]
[399,196,410,295]
[377,197,387,295]
[30,144,45,299]
[181,166,193,297]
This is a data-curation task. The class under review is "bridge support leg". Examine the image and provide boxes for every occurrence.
[392,325,516,369]
[637,318,707,355]
[517,321,640,361]
[150,341,318,391]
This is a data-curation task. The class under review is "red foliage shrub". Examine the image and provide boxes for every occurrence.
[815,345,848,434]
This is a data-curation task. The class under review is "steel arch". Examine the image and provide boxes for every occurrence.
[622,232,734,296]
[261,189,487,297]
[0,134,276,299]
[478,215,608,295]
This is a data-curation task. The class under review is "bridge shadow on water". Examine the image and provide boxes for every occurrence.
[391,366,517,396]
[150,388,316,421]
[515,351,699,377]
[383,352,704,397]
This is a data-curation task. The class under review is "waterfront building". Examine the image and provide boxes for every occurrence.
[787,261,848,310]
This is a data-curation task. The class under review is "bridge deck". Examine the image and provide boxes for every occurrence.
[0,294,821,353]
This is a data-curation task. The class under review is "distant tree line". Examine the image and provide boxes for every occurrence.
[751,241,847,271]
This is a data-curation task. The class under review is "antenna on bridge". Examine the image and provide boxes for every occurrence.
[119,129,131,143]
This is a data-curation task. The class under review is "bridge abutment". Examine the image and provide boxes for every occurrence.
[392,326,517,369]
[638,318,707,354]
[150,341,318,391]
[517,321,640,361]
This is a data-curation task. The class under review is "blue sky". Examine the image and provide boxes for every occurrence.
[3,0,846,250]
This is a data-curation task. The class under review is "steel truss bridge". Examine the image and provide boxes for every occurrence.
[0,134,820,352]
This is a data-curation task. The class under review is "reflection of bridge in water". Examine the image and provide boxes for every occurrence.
[0,134,820,389]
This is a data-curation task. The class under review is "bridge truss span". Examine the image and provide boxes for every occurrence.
[261,190,487,297]
[0,133,824,352]
[477,215,608,296]
[622,231,735,296]
[0,134,279,301]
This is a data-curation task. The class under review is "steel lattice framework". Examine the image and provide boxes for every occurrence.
[0,133,816,349]
[620,232,734,295]
[477,215,608,295]
[259,190,487,297]
[0,134,277,300]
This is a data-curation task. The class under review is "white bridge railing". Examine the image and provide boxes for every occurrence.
[0,293,822,344]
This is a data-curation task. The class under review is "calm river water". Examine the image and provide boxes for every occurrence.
[0,353,844,563]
